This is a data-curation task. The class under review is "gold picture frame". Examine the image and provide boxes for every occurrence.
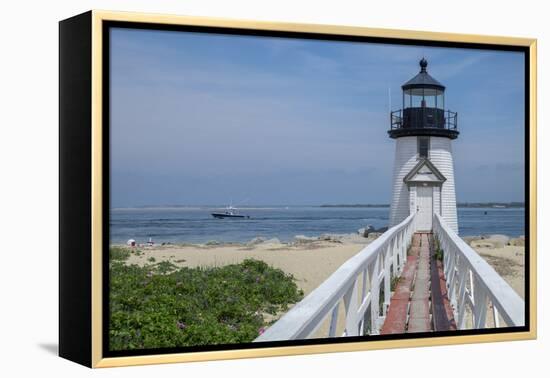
[59,9,537,368]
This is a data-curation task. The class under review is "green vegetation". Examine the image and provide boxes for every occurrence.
[108,248,304,351]
[390,275,401,291]
[433,238,444,261]
[109,246,131,261]
[155,261,177,274]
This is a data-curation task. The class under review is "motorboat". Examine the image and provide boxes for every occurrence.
[211,206,250,219]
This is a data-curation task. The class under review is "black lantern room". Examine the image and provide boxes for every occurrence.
[389,58,458,139]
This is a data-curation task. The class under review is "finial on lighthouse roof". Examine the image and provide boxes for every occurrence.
[419,57,428,72]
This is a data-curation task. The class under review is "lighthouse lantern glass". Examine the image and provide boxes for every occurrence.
[403,88,444,109]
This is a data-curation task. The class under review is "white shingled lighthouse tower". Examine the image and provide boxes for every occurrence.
[388,58,459,234]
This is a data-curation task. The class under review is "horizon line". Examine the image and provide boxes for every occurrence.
[111,201,526,210]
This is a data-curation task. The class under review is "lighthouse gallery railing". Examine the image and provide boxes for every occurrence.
[255,213,416,342]
[433,213,524,328]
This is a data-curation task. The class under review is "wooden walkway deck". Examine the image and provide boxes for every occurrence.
[381,232,456,334]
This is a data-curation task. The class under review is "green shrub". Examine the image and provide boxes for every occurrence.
[434,247,444,261]
[109,258,303,351]
[433,238,444,261]
[390,275,401,291]
[109,247,131,262]
[156,261,177,274]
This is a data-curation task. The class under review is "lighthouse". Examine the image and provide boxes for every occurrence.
[388,58,459,234]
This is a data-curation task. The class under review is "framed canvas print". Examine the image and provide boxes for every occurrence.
[59,10,537,368]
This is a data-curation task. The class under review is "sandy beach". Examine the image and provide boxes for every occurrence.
[470,245,525,299]
[120,233,525,301]
[124,235,371,296]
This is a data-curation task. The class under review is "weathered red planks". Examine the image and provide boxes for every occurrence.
[380,232,457,335]
[407,233,432,333]
[380,234,421,334]
[430,257,457,331]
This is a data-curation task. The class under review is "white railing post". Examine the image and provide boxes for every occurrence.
[343,280,359,336]
[391,238,399,275]
[383,244,391,316]
[328,304,339,337]
[492,306,501,328]
[444,245,452,294]
[402,231,406,269]
[448,249,458,309]
[369,256,380,335]
[473,277,488,328]
[469,270,475,306]
[400,230,407,271]
[359,268,368,335]
[456,262,468,329]
[396,235,402,273]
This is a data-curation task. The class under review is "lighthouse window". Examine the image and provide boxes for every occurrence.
[418,137,429,159]
[424,95,436,108]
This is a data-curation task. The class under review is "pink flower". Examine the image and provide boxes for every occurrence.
[176,321,187,330]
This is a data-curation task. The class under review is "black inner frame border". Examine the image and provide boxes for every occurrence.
[101,20,531,358]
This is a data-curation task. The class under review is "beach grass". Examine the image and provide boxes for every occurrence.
[109,246,131,261]
[109,247,304,351]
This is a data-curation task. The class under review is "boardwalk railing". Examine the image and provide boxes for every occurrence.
[433,213,525,329]
[255,213,416,342]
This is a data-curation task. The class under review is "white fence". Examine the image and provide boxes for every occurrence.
[255,213,416,342]
[433,213,525,329]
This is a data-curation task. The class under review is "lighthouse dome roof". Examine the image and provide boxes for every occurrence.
[402,58,445,91]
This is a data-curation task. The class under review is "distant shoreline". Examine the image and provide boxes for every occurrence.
[320,202,525,209]
[112,231,525,249]
[112,202,525,210]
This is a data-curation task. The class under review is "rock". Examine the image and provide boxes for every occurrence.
[468,234,511,249]
[484,234,510,248]
[247,237,266,246]
[319,233,344,242]
[366,232,382,240]
[462,235,481,244]
[358,225,376,238]
[470,240,495,249]
[376,226,389,233]
[509,236,525,246]
[293,235,318,244]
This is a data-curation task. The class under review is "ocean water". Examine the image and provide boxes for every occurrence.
[109,206,525,245]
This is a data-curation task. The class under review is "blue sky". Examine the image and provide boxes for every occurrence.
[110,28,525,207]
